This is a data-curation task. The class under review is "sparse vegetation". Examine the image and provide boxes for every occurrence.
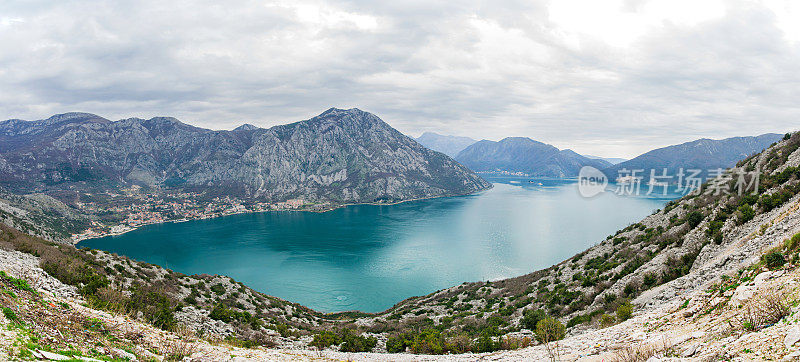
[616,302,633,322]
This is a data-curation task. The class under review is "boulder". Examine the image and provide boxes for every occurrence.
[785,325,800,349]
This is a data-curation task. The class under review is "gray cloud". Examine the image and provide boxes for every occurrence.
[0,0,798,157]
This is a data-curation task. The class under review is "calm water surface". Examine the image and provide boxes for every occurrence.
[80,177,680,312]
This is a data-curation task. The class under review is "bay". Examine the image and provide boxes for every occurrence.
[79,177,681,313]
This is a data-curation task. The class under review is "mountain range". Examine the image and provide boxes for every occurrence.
[454,137,612,177]
[0,108,491,204]
[603,133,782,181]
[414,132,477,158]
[583,155,627,165]
[419,132,782,180]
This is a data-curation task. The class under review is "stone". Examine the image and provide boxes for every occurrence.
[112,347,137,361]
[731,284,756,306]
[37,350,71,360]
[754,271,773,286]
[785,326,800,349]
[682,342,700,357]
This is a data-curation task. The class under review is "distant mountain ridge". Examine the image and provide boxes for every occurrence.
[583,155,627,165]
[414,132,477,158]
[454,137,611,177]
[0,108,491,204]
[603,133,783,181]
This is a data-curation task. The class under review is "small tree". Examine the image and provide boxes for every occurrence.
[535,317,565,361]
[520,308,546,330]
[599,313,616,328]
[616,302,633,322]
[686,211,704,229]
[737,204,755,225]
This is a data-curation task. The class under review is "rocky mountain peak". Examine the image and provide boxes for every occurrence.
[234,123,259,132]
[43,112,108,124]
[0,108,491,204]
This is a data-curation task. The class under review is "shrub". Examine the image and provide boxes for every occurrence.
[310,330,340,349]
[209,304,235,323]
[473,332,500,353]
[686,211,704,229]
[209,283,226,295]
[736,287,790,331]
[2,307,20,323]
[623,282,637,297]
[566,313,591,328]
[762,252,786,269]
[520,308,546,330]
[385,333,411,353]
[126,285,177,330]
[599,313,616,328]
[409,329,446,354]
[535,317,565,343]
[445,334,472,354]
[786,233,800,252]
[0,271,35,294]
[642,273,658,289]
[339,330,377,353]
[737,204,755,224]
[500,336,533,350]
[41,260,109,296]
[616,302,633,321]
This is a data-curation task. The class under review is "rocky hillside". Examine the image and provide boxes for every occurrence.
[603,133,782,182]
[2,132,800,361]
[455,137,611,177]
[0,108,490,204]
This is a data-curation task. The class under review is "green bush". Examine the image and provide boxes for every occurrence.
[686,211,704,229]
[2,307,20,323]
[409,329,446,354]
[385,333,411,353]
[473,332,500,353]
[642,273,658,289]
[209,304,259,328]
[310,330,340,349]
[209,304,235,323]
[762,252,786,269]
[42,261,109,296]
[616,302,633,321]
[339,329,377,353]
[535,317,565,344]
[566,313,591,328]
[599,313,616,328]
[0,271,35,294]
[210,283,226,295]
[520,308,546,330]
[309,329,376,353]
[125,285,177,330]
[737,204,755,224]
[786,233,800,252]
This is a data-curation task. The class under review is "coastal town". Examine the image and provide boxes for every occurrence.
[70,185,319,242]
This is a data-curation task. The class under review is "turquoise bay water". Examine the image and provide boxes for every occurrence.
[80,177,680,313]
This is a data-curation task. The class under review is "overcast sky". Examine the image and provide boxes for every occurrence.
[1,0,798,157]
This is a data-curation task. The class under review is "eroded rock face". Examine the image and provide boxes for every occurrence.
[0,108,491,204]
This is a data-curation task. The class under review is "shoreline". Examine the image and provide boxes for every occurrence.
[72,186,494,244]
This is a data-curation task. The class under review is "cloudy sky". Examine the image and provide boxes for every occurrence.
[1,0,798,157]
